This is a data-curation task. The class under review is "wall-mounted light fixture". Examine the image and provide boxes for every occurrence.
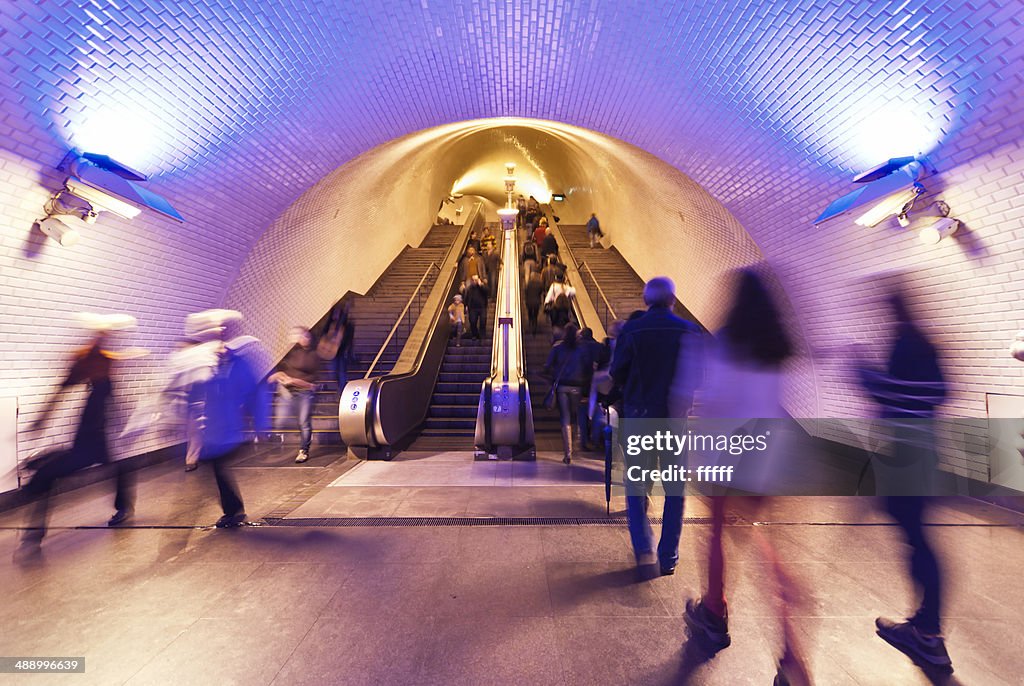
[918,216,959,245]
[63,177,142,219]
[55,150,184,222]
[816,158,928,226]
[38,216,81,247]
[854,183,924,227]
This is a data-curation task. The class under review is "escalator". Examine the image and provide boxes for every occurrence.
[273,223,460,446]
[337,208,611,461]
[407,281,498,451]
[339,204,490,459]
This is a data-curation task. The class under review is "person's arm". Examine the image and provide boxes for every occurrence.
[268,350,297,386]
[609,329,633,387]
[543,346,559,379]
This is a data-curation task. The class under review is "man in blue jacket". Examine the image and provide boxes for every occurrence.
[186,311,271,528]
[610,277,703,576]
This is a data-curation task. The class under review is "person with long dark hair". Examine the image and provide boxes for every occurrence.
[682,268,810,685]
[544,324,592,464]
[323,301,355,398]
[16,314,143,560]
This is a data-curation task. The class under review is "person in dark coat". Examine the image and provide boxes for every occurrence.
[17,315,143,558]
[516,195,527,230]
[858,291,952,671]
[323,301,355,398]
[544,324,591,464]
[464,275,489,342]
[586,213,604,247]
[577,328,606,449]
[540,227,559,261]
[540,255,560,294]
[521,240,539,282]
[483,244,502,300]
[610,277,703,575]
[524,268,545,336]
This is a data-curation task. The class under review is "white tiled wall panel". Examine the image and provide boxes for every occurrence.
[1,0,1022,483]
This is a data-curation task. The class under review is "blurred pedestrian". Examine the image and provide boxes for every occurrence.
[681,268,810,685]
[448,294,466,346]
[521,239,539,282]
[465,275,489,342]
[460,245,486,290]
[540,226,559,261]
[484,244,502,300]
[588,319,624,445]
[17,313,145,559]
[586,213,604,247]
[577,328,605,449]
[532,217,548,246]
[610,277,703,575]
[545,273,576,344]
[269,326,320,463]
[188,310,271,528]
[322,301,355,399]
[858,289,951,671]
[481,225,497,254]
[524,269,544,337]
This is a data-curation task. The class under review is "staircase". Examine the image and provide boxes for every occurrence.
[559,224,701,328]
[275,224,462,446]
[406,288,498,452]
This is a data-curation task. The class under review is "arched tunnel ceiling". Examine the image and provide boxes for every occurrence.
[224,119,766,384]
[3,0,1023,426]
[4,0,1018,231]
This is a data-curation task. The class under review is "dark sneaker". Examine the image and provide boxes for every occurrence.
[659,564,676,576]
[107,509,133,526]
[875,617,952,670]
[684,598,731,650]
[215,513,248,528]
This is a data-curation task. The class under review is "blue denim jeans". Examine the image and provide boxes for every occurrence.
[624,450,685,568]
[278,387,315,452]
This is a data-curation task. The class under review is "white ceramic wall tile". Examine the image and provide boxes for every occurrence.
[1,0,1022,482]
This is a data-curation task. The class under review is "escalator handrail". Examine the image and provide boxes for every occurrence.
[488,220,526,382]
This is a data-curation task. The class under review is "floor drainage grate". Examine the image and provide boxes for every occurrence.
[262,516,719,527]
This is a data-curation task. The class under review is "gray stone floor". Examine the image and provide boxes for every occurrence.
[1,445,1022,685]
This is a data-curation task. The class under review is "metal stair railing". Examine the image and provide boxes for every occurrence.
[364,261,441,378]
[576,261,618,332]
